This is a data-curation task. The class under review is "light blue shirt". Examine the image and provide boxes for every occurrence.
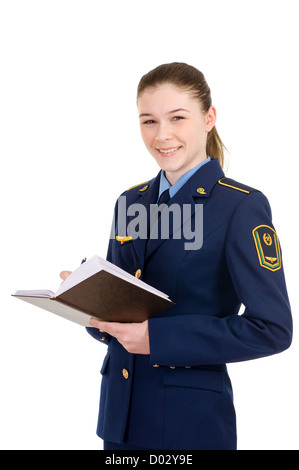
[158,157,211,201]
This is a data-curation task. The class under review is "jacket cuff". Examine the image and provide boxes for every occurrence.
[86,326,111,345]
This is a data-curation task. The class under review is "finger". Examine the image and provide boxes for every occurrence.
[60,270,72,281]
[89,318,102,329]
[89,319,114,334]
[89,319,126,339]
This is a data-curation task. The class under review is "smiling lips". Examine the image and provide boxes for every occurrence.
[157,146,182,155]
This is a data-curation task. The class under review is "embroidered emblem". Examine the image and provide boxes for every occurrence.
[263,233,272,246]
[252,225,281,271]
[139,185,149,192]
[116,236,133,245]
[196,187,206,194]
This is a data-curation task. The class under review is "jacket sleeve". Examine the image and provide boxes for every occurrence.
[148,191,292,366]
[85,325,111,345]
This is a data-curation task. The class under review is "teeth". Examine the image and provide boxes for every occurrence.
[159,147,180,154]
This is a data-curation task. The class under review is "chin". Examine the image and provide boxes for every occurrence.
[154,156,184,173]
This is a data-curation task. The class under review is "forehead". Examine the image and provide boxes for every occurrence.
[138,83,197,115]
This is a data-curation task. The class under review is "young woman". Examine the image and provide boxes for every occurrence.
[62,63,292,450]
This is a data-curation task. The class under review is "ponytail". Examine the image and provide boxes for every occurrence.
[206,127,227,169]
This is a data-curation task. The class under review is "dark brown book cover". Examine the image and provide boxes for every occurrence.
[13,255,175,326]
[56,270,174,323]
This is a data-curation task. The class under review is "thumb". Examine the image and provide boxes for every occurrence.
[60,270,72,281]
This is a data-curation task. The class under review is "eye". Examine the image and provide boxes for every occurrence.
[172,116,185,121]
[143,119,156,125]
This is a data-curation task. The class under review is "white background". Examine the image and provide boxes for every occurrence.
[1,0,298,450]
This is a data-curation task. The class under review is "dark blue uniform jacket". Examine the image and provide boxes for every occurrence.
[87,158,292,450]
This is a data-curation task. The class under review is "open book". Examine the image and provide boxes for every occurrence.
[13,255,175,326]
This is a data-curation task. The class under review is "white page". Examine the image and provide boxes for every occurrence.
[55,255,171,300]
[15,296,92,326]
[13,289,54,298]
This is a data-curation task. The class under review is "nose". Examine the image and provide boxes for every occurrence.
[155,121,173,143]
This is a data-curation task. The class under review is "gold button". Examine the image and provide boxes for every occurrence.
[153,364,159,368]
[135,269,142,279]
[100,336,106,341]
[122,368,129,379]
[169,366,176,369]
[185,366,191,368]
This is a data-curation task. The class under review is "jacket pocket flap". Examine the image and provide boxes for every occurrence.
[162,367,224,393]
[100,353,110,375]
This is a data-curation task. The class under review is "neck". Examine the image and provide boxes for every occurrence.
[165,157,208,186]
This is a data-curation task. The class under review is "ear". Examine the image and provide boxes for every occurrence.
[205,106,217,132]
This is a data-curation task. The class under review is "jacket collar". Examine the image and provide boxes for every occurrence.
[131,158,224,261]
[187,158,224,199]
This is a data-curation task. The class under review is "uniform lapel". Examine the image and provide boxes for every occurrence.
[145,159,224,259]
[129,171,161,266]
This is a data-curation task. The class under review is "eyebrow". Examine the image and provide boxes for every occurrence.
[139,108,190,118]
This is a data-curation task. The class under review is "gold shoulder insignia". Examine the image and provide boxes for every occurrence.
[252,225,281,272]
[218,178,257,194]
[127,181,149,191]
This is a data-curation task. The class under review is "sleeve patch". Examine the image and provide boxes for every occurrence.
[252,225,281,271]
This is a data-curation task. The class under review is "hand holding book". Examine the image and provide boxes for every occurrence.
[89,318,150,355]
[58,262,151,354]
[13,255,175,327]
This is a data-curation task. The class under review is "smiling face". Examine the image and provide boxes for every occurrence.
[138,83,216,185]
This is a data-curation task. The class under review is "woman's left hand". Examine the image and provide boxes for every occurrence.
[89,318,150,355]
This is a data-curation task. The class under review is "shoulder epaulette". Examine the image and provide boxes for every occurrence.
[218,178,258,194]
[127,181,149,191]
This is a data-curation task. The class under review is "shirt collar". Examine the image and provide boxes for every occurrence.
[158,157,211,200]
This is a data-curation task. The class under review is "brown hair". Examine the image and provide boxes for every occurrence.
[137,62,226,168]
